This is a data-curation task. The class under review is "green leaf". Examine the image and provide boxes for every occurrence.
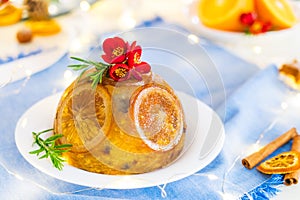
[68,56,110,89]
[55,144,73,149]
[44,134,63,142]
[29,148,44,155]
[39,154,48,159]
[68,64,89,71]
[30,129,72,171]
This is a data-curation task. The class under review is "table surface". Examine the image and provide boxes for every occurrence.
[1,0,300,199]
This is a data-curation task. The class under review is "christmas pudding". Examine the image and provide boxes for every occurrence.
[53,37,186,174]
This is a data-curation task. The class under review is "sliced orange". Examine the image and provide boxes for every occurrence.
[197,0,255,31]
[0,4,22,26]
[255,0,297,29]
[257,151,300,174]
[54,81,112,153]
[129,83,184,151]
[25,19,61,36]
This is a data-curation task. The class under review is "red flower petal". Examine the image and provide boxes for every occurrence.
[109,63,130,81]
[135,62,151,73]
[128,41,137,52]
[130,69,143,81]
[102,37,127,64]
[128,46,142,67]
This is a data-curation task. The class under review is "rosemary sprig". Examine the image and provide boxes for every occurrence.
[29,128,72,171]
[68,56,110,89]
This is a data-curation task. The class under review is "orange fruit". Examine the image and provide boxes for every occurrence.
[257,151,300,174]
[0,4,22,26]
[25,19,61,36]
[255,0,297,29]
[54,81,112,153]
[197,0,255,31]
[129,83,184,151]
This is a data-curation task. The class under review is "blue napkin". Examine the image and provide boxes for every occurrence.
[215,65,299,199]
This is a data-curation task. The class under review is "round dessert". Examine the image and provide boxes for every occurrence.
[53,37,186,174]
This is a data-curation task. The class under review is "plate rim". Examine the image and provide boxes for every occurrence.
[15,92,225,189]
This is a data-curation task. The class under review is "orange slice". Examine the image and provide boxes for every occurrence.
[54,82,112,153]
[0,4,22,26]
[197,0,254,31]
[255,0,297,29]
[257,151,300,174]
[129,83,184,151]
[25,19,61,36]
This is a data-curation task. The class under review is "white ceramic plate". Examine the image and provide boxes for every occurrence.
[15,91,225,189]
[0,22,69,85]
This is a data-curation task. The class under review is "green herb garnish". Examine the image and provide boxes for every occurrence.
[68,56,109,89]
[29,128,72,171]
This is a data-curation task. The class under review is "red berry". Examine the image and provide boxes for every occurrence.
[261,22,272,33]
[240,12,257,26]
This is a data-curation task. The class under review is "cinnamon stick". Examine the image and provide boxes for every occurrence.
[284,135,300,186]
[242,128,297,169]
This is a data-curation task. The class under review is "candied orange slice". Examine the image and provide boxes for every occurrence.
[197,0,254,31]
[0,4,22,26]
[54,82,112,153]
[129,83,184,151]
[25,19,61,36]
[255,0,297,29]
[257,151,300,174]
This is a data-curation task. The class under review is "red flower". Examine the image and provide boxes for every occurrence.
[240,12,257,26]
[100,38,151,82]
[128,45,142,67]
[129,62,151,81]
[101,37,127,64]
[109,63,130,81]
[127,45,151,80]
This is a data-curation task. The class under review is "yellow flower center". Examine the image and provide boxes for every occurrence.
[112,47,124,57]
[114,67,127,78]
[134,52,141,64]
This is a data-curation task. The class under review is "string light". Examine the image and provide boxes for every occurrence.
[188,34,200,44]
[252,45,262,54]
[80,0,91,11]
